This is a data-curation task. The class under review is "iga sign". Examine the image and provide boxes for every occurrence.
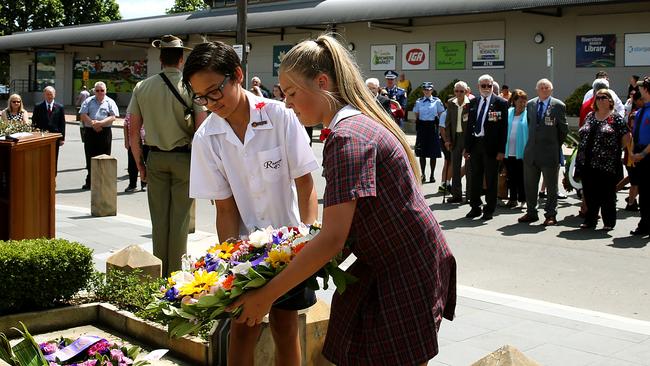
[402,43,430,70]
[472,39,505,69]
[370,44,396,71]
[625,33,650,67]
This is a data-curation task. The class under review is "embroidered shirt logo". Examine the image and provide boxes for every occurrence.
[264,159,282,169]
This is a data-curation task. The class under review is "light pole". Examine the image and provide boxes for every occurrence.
[236,0,248,88]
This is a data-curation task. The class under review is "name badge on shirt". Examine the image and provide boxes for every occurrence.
[462,113,469,122]
[252,121,268,128]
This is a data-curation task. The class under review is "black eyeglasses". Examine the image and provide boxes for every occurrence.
[480,84,493,89]
[454,90,465,93]
[193,76,231,106]
[595,95,611,101]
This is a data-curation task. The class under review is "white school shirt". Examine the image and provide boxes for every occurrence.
[190,90,319,235]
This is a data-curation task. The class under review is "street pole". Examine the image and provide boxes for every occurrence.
[236,0,248,89]
[547,46,554,83]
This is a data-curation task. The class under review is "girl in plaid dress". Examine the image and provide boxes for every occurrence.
[229,34,457,366]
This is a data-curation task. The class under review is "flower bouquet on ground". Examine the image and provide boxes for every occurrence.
[0,322,157,366]
[146,223,356,338]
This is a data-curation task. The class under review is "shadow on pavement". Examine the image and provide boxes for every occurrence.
[56,188,87,194]
[498,222,546,236]
[58,167,85,173]
[437,217,491,230]
[556,227,611,240]
[69,215,95,220]
[609,236,649,249]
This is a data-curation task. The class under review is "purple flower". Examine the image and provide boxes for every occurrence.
[164,286,179,301]
[87,340,110,356]
[40,342,59,355]
[110,349,125,362]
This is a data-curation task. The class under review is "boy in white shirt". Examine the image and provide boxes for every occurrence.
[185,41,319,366]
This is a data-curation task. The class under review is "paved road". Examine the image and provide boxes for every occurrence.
[54,121,650,321]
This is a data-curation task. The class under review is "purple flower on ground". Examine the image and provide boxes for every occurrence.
[87,339,110,356]
[40,342,59,355]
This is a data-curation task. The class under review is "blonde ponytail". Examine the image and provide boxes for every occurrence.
[280,34,422,183]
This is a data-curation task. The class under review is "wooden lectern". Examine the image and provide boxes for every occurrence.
[0,132,60,240]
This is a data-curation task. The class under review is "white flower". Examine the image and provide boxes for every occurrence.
[292,233,314,246]
[171,271,194,288]
[248,227,273,248]
[297,223,311,237]
[231,261,253,275]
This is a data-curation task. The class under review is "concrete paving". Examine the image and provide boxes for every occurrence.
[47,114,650,365]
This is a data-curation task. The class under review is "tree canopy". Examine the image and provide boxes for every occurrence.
[166,0,208,14]
[0,0,121,36]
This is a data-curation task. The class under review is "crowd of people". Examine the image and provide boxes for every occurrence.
[3,31,650,365]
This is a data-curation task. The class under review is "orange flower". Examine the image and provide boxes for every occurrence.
[293,242,307,254]
[223,274,235,290]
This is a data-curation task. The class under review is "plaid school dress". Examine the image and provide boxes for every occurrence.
[321,114,457,365]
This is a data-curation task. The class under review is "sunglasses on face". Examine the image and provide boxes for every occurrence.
[454,90,465,93]
[11,100,21,103]
[193,76,231,106]
[480,84,493,89]
[95,89,105,92]
[595,95,611,101]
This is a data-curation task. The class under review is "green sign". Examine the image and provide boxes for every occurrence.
[273,45,294,76]
[436,41,466,70]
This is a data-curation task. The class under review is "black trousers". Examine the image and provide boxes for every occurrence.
[83,127,112,185]
[127,145,149,187]
[504,156,525,202]
[636,159,650,231]
[469,139,499,214]
[582,166,618,227]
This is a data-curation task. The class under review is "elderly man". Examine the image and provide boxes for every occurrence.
[582,70,625,118]
[519,79,568,226]
[79,81,118,189]
[250,76,269,98]
[32,86,66,173]
[366,77,392,115]
[444,81,471,203]
[463,74,509,220]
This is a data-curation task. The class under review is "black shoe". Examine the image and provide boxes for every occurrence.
[625,201,639,211]
[481,212,493,220]
[630,228,649,236]
[538,191,547,198]
[141,182,147,192]
[430,176,436,183]
[447,196,463,204]
[518,213,539,223]
[422,176,427,184]
[81,183,90,190]
[466,208,482,218]
[124,186,137,193]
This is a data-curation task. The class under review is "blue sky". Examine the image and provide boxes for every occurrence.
[116,0,176,19]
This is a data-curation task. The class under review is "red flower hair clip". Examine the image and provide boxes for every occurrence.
[319,128,331,142]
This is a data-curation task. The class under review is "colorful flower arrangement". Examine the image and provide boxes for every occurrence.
[0,323,155,366]
[39,336,150,366]
[146,223,355,338]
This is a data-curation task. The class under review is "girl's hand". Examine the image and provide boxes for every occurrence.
[227,289,274,327]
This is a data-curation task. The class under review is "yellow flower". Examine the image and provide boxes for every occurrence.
[179,270,219,296]
[265,249,292,269]
[208,241,236,260]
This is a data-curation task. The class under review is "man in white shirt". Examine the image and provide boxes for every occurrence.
[582,70,625,118]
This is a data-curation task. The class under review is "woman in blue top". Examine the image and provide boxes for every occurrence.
[413,82,445,183]
[504,89,529,208]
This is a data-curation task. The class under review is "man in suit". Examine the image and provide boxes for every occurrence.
[444,80,471,203]
[518,78,568,226]
[32,86,66,174]
[366,77,393,115]
[463,74,508,220]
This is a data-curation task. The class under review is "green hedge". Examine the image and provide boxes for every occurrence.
[564,83,591,117]
[0,238,94,314]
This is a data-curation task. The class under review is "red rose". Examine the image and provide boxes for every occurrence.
[319,128,331,142]
[255,102,266,110]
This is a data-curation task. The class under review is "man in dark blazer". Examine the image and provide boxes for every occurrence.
[463,74,508,220]
[519,78,568,226]
[32,86,66,174]
[444,80,471,203]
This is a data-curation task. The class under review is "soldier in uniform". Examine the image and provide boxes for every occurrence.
[384,70,407,126]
